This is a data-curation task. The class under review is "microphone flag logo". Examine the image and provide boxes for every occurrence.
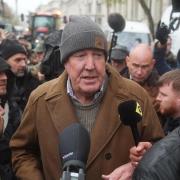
[135,102,142,116]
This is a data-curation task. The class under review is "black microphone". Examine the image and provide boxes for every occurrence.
[107,13,126,63]
[108,13,126,33]
[118,100,142,146]
[59,123,90,180]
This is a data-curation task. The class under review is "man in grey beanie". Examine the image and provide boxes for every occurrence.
[10,15,163,180]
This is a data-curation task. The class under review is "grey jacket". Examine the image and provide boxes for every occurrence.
[133,126,180,180]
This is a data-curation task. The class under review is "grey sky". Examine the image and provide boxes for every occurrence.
[4,0,50,15]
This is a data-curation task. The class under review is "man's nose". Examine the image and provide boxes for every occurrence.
[136,67,143,75]
[156,94,161,101]
[20,60,26,67]
[1,73,7,80]
[85,56,95,70]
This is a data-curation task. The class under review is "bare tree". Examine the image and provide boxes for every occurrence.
[104,0,155,38]
[103,0,123,16]
[0,0,4,17]
[137,0,155,38]
[1,2,18,24]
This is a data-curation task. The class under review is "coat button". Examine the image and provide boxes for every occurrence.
[105,153,112,160]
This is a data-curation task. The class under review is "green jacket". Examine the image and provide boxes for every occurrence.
[10,64,164,180]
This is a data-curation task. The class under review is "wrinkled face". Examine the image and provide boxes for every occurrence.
[126,55,155,83]
[7,53,27,77]
[111,60,126,73]
[156,83,180,117]
[64,49,106,98]
[0,71,7,95]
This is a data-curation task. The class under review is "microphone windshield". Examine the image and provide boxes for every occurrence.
[59,123,90,170]
[108,13,126,32]
[118,100,142,126]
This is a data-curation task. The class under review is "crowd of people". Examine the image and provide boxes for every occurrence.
[0,14,180,180]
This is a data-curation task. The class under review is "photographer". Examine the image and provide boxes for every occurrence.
[0,58,16,180]
[153,22,173,75]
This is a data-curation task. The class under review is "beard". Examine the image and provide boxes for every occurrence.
[160,105,177,117]
[16,72,25,77]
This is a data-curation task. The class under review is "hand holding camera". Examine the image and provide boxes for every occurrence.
[156,23,170,45]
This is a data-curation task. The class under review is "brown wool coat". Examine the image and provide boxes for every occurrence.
[10,64,164,180]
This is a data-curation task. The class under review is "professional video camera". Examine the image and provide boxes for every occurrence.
[40,30,64,81]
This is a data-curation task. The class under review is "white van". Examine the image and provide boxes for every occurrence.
[161,5,180,56]
[103,21,152,51]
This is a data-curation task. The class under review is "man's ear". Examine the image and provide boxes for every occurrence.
[177,96,180,106]
[152,59,156,67]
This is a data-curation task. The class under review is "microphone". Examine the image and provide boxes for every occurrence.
[118,100,142,146]
[108,13,126,33]
[107,13,126,63]
[59,123,90,180]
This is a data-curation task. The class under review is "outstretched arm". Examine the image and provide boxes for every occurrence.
[101,142,152,180]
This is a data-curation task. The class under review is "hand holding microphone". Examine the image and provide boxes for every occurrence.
[130,142,152,167]
[118,100,152,167]
[118,100,142,146]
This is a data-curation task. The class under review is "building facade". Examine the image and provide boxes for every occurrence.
[38,0,172,30]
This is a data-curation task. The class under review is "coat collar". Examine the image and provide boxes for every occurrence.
[44,71,78,132]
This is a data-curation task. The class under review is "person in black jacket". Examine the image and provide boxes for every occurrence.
[132,126,180,180]
[0,38,41,112]
[0,57,16,180]
[131,69,180,180]
[0,57,9,135]
[155,69,180,135]
[0,39,41,180]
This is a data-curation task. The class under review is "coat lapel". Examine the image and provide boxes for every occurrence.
[44,72,78,134]
[87,86,121,167]
[87,65,127,167]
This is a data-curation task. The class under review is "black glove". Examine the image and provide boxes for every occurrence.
[155,23,170,45]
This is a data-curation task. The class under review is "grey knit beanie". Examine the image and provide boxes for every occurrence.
[60,15,108,64]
